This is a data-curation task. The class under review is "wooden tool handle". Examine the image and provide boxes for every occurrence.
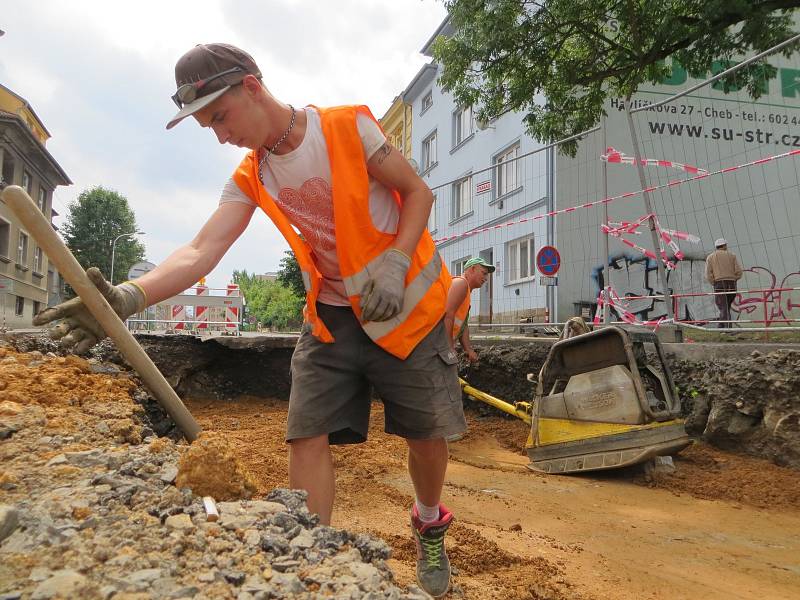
[2,185,201,441]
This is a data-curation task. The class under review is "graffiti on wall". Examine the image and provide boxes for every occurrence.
[591,253,662,320]
[591,255,800,325]
[733,267,800,326]
[590,252,704,322]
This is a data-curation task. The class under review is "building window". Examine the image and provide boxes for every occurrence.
[33,301,41,316]
[0,219,9,259]
[451,176,472,221]
[33,246,44,273]
[15,296,24,316]
[453,105,474,147]
[37,188,48,213]
[451,256,472,277]
[494,143,520,198]
[1,154,13,185]
[422,131,437,172]
[428,190,437,233]
[17,231,29,266]
[506,235,535,283]
[421,91,433,114]
[22,170,32,194]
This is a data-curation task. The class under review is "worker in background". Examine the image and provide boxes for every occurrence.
[32,42,464,598]
[444,257,494,364]
[705,238,743,328]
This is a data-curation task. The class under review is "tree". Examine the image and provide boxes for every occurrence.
[62,186,145,289]
[277,250,306,298]
[434,0,800,154]
[233,269,304,330]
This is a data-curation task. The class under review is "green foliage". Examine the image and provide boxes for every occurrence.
[233,269,304,330]
[434,0,799,155]
[61,186,145,291]
[277,250,306,298]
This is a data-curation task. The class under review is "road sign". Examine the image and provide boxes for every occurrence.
[128,261,156,280]
[536,245,561,276]
[0,276,14,293]
[539,276,558,286]
[475,180,491,194]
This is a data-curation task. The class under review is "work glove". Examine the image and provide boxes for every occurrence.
[32,267,147,354]
[359,249,411,322]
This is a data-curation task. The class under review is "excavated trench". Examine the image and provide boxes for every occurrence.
[111,333,800,470]
[3,331,800,599]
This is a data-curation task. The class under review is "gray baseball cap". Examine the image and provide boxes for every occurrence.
[167,43,262,130]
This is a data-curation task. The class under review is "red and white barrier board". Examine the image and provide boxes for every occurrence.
[225,284,240,333]
[195,284,209,330]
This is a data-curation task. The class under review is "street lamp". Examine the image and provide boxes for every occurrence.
[110,231,144,285]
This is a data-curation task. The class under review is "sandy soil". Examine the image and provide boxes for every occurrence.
[3,343,797,600]
[187,396,800,600]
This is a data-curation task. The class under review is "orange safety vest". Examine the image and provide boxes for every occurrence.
[232,105,450,359]
[451,276,471,340]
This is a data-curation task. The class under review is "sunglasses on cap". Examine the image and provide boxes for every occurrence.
[171,66,245,108]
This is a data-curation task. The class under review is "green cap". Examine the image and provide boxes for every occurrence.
[463,257,495,273]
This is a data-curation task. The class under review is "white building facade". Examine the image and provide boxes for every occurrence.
[402,20,556,325]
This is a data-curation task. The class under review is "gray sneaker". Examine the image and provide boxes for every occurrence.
[410,503,453,598]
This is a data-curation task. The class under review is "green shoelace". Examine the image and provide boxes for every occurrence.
[418,532,444,569]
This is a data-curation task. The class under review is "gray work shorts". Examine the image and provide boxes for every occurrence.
[286,303,466,444]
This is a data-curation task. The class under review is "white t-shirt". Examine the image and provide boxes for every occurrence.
[220,107,399,305]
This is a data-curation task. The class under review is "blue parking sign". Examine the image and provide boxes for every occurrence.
[536,246,561,276]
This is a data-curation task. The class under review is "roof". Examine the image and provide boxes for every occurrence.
[0,82,52,138]
[0,110,72,185]
[401,63,437,103]
[420,14,454,57]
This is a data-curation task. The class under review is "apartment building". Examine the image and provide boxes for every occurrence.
[379,95,413,159]
[0,82,71,329]
[399,18,554,324]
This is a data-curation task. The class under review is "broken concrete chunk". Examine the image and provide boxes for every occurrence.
[64,449,107,468]
[289,528,314,549]
[45,455,67,467]
[159,465,179,484]
[30,570,87,600]
[217,500,285,517]
[0,504,20,543]
[219,514,257,531]
[164,513,194,530]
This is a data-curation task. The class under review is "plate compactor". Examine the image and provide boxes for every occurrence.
[525,326,690,474]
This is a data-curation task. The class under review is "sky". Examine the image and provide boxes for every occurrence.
[0,0,446,290]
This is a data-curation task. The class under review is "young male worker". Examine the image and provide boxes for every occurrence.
[443,257,494,363]
[34,43,465,597]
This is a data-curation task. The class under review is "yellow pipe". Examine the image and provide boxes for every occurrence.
[459,378,532,425]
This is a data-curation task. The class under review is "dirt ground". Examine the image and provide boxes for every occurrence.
[3,342,798,599]
[188,395,800,600]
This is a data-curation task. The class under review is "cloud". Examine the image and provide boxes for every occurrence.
[1,0,446,290]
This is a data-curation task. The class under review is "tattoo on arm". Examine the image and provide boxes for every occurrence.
[376,143,392,164]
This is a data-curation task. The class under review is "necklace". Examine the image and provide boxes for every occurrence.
[258,104,296,184]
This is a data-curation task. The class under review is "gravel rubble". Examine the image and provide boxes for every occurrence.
[0,339,430,599]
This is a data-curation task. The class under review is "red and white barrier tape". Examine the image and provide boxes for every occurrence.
[601,146,709,175]
[432,148,800,244]
[593,286,672,330]
[600,145,706,269]
[603,214,700,270]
